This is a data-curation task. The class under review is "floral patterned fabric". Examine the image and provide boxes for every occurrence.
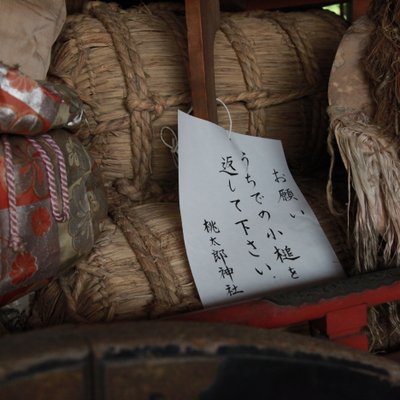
[0,130,107,305]
[0,63,83,135]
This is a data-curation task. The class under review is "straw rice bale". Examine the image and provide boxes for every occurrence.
[30,178,352,326]
[49,2,347,202]
[30,3,353,330]
[328,15,400,351]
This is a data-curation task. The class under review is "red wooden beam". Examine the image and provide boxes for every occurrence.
[175,269,400,351]
[178,280,400,329]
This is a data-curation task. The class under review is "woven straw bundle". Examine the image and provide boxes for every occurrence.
[30,2,353,328]
[49,2,347,202]
[31,178,352,326]
[327,15,400,351]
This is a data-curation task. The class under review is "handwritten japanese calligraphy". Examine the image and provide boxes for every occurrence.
[203,218,244,295]
[179,111,344,307]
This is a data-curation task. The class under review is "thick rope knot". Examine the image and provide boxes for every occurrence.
[242,90,270,110]
[125,93,165,119]
[150,94,166,119]
[114,177,164,202]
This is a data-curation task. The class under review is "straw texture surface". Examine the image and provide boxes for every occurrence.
[48,2,347,202]
[328,16,400,351]
[30,3,353,330]
[31,177,352,326]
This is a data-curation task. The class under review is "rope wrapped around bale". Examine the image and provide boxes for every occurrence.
[30,177,352,327]
[48,1,347,203]
[30,3,354,333]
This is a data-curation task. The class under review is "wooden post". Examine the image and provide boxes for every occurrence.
[185,0,220,123]
[66,0,87,14]
[352,0,370,20]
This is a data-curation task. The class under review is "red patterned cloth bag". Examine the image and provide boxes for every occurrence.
[0,64,107,305]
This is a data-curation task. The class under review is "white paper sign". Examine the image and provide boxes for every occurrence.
[178,111,344,307]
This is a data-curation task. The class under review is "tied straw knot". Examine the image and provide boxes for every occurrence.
[126,93,165,119]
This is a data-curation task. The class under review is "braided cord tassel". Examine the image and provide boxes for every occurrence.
[27,138,67,223]
[42,134,70,221]
[2,136,23,252]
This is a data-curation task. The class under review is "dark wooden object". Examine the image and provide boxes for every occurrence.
[352,0,370,19]
[183,0,397,352]
[66,1,371,20]
[1,322,400,399]
[185,0,220,123]
[179,269,400,351]
[66,0,88,14]
[244,0,370,20]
